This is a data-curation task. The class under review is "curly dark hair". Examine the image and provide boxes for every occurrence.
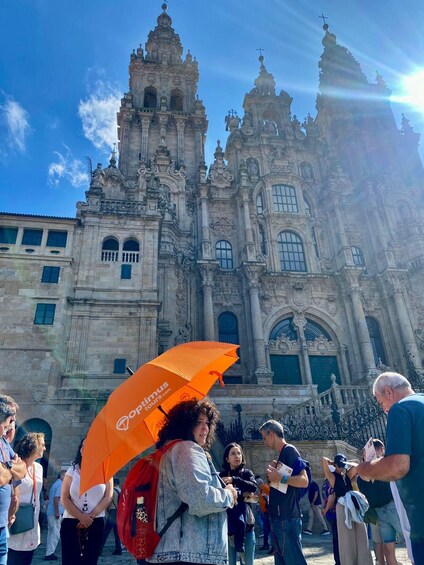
[156,397,220,450]
[221,442,246,473]
[14,432,45,460]
[72,437,86,468]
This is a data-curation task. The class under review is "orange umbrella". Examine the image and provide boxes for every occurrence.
[80,341,239,493]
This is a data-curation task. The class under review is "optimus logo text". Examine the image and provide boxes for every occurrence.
[116,381,170,431]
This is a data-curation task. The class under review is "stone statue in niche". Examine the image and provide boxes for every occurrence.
[247,158,259,178]
[300,162,314,181]
[262,119,278,135]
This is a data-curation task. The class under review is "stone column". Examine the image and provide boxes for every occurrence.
[194,120,205,171]
[349,287,376,376]
[141,117,151,161]
[293,314,313,385]
[176,119,185,165]
[340,344,351,384]
[199,186,212,259]
[199,264,216,341]
[240,191,256,261]
[392,287,422,368]
[242,265,273,383]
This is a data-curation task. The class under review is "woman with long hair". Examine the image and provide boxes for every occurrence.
[8,433,45,565]
[146,397,238,565]
[60,438,113,565]
[220,443,257,565]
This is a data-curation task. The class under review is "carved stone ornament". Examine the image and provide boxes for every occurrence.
[210,217,236,237]
[32,387,47,402]
[208,142,234,187]
[307,335,337,354]
[268,336,299,353]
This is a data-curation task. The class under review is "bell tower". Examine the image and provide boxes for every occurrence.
[117,2,207,182]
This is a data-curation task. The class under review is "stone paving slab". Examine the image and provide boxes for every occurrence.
[29,533,411,564]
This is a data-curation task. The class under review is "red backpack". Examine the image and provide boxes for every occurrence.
[116,440,187,560]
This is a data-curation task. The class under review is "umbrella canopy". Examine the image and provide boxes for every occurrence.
[80,341,239,493]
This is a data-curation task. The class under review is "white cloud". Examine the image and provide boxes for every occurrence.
[78,80,122,152]
[48,146,89,188]
[0,95,31,152]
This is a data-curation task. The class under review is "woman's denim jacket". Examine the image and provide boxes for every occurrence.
[147,440,233,564]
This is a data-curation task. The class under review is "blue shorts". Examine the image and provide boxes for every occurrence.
[376,501,403,544]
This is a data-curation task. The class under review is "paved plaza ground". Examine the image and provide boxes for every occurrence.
[29,531,411,564]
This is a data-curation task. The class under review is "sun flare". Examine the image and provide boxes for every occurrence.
[402,69,424,112]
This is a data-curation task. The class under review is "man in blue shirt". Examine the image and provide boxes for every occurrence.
[259,420,309,565]
[0,401,23,565]
[357,372,424,564]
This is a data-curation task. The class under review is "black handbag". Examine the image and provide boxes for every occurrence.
[10,465,36,535]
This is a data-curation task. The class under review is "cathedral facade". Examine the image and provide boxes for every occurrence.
[1,6,424,471]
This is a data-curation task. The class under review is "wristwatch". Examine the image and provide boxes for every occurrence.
[281,475,288,484]
[3,461,12,470]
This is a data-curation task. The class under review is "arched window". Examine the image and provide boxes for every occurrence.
[218,312,239,345]
[351,246,365,266]
[262,109,280,134]
[270,317,298,341]
[122,239,140,263]
[277,232,306,272]
[143,87,157,109]
[269,317,340,391]
[216,240,233,270]
[272,185,298,213]
[256,192,264,214]
[218,312,241,371]
[304,319,332,341]
[303,196,311,216]
[170,89,183,111]
[366,317,387,365]
[101,237,119,262]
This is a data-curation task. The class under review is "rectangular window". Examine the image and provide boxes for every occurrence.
[22,229,43,246]
[114,358,126,374]
[0,227,18,244]
[272,185,298,213]
[121,264,132,279]
[34,304,56,325]
[41,266,60,283]
[47,230,68,248]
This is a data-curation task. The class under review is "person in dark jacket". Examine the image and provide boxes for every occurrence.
[220,443,257,565]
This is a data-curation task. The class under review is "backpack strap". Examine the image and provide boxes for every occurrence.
[156,439,188,537]
[157,502,188,538]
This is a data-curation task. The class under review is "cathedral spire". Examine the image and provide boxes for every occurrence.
[318,22,368,96]
[253,53,276,96]
[145,1,183,63]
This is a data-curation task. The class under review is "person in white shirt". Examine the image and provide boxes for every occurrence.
[44,470,66,561]
[60,438,113,565]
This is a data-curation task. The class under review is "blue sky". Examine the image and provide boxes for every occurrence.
[1,0,424,218]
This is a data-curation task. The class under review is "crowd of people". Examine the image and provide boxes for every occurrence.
[0,369,422,565]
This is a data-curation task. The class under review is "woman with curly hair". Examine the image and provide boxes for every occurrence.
[60,437,113,565]
[220,443,257,565]
[8,432,45,565]
[146,397,238,565]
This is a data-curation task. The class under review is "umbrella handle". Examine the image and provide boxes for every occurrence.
[209,371,224,387]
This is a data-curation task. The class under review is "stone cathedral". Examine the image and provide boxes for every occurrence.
[1,5,424,472]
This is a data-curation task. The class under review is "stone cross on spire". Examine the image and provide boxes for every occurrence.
[319,13,328,25]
